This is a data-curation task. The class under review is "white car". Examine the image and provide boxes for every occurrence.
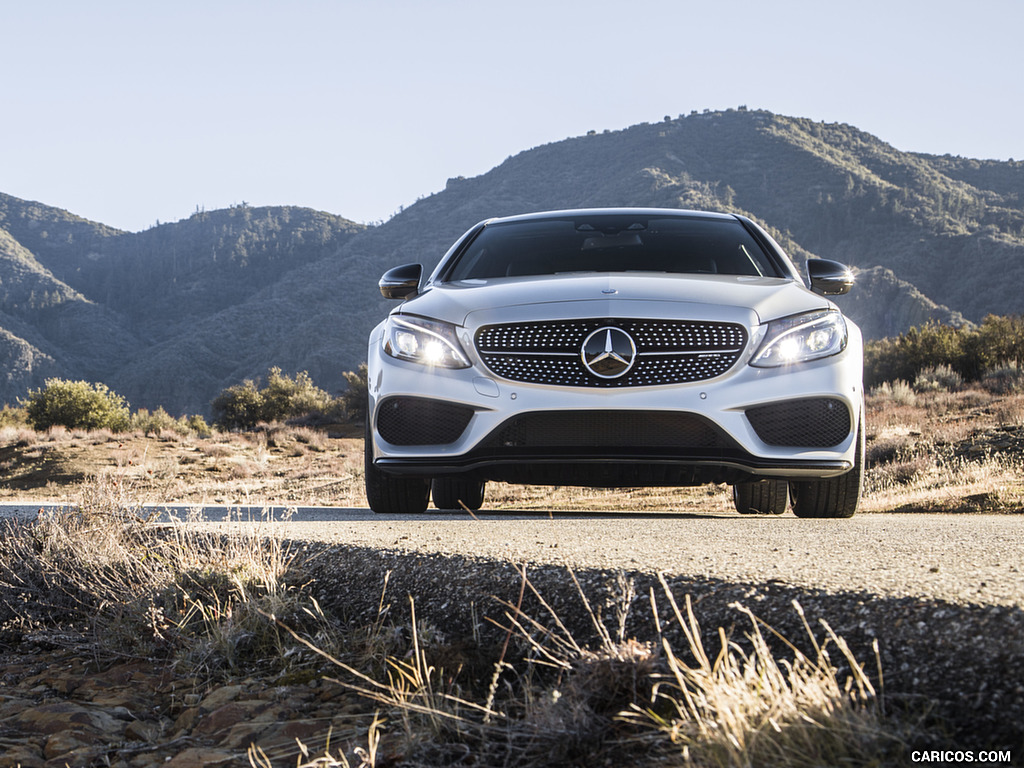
[365,208,863,517]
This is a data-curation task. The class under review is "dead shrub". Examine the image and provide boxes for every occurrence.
[200,442,234,459]
[866,433,918,466]
[993,394,1024,427]
[872,380,917,406]
[868,457,934,490]
[0,425,38,448]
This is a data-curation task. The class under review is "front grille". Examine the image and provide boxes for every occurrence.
[480,410,730,450]
[376,397,474,446]
[746,398,851,447]
[476,318,747,387]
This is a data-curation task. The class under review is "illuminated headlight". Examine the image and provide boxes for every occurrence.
[383,315,470,369]
[750,310,847,367]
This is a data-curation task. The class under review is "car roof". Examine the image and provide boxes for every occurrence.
[479,208,740,226]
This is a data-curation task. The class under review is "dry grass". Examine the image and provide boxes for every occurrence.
[0,474,335,675]
[1,388,1023,515]
[3,391,1017,765]
[0,474,926,767]
[861,386,1024,513]
[274,568,912,767]
[0,422,367,508]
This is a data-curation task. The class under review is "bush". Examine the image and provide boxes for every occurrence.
[865,314,1024,388]
[864,322,973,387]
[871,380,917,406]
[981,363,1024,395]
[131,407,184,437]
[130,407,211,438]
[211,368,340,431]
[340,363,368,424]
[914,364,964,393]
[23,379,131,432]
[0,405,28,428]
[260,368,333,423]
[211,379,265,431]
[186,414,213,438]
[975,315,1024,371]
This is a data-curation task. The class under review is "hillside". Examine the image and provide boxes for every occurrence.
[1,109,1021,414]
[0,196,368,411]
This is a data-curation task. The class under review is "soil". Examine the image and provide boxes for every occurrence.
[5,386,1024,513]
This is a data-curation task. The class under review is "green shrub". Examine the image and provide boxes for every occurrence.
[971,315,1024,374]
[340,363,368,424]
[130,407,212,437]
[211,368,341,430]
[865,314,1024,388]
[0,405,28,428]
[23,379,131,432]
[864,322,972,387]
[260,368,333,423]
[131,407,180,436]
[186,414,213,438]
[211,379,265,431]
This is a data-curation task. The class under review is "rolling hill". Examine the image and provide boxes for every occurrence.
[2,108,1020,415]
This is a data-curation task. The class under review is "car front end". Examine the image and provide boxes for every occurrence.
[364,209,864,517]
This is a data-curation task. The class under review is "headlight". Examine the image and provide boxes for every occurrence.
[383,315,471,369]
[750,310,847,367]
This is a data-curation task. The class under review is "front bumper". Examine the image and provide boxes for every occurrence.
[367,322,863,487]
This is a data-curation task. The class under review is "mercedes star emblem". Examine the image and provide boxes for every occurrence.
[581,327,637,379]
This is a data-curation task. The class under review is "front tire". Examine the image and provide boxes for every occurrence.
[732,480,788,515]
[432,477,486,511]
[790,423,864,519]
[364,418,429,514]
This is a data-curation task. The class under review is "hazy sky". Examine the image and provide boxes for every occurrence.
[2,0,1021,232]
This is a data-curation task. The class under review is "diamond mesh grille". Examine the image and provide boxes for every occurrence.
[376,397,474,446]
[476,318,747,387]
[746,399,851,447]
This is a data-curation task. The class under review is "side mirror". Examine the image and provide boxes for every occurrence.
[379,263,423,300]
[807,259,854,296]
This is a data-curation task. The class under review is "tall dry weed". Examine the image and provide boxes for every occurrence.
[290,568,912,767]
[0,475,337,678]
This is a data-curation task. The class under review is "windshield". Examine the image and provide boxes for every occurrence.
[442,214,781,281]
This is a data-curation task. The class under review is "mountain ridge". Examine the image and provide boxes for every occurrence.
[1,109,1017,415]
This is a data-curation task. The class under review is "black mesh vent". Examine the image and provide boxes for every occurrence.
[476,318,747,387]
[481,411,729,450]
[376,397,474,446]
[746,399,851,448]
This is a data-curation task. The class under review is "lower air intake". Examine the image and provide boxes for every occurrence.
[376,397,474,446]
[746,398,851,447]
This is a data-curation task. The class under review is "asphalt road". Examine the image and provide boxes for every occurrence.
[5,503,1021,608]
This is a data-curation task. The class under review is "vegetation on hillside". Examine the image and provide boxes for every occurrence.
[0,197,368,414]
[3,109,1024,415]
[865,314,1024,388]
[10,366,368,438]
[23,379,132,432]
[211,367,343,431]
[61,205,367,336]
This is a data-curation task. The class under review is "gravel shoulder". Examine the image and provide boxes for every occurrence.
[170,508,1024,607]
[273,509,1024,753]
[2,502,1023,760]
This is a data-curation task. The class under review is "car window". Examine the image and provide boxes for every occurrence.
[443,215,780,281]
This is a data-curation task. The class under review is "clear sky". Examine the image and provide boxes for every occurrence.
[2,0,1021,233]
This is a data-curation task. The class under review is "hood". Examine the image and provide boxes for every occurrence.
[398,273,834,328]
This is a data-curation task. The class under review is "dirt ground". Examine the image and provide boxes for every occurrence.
[2,386,1024,514]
